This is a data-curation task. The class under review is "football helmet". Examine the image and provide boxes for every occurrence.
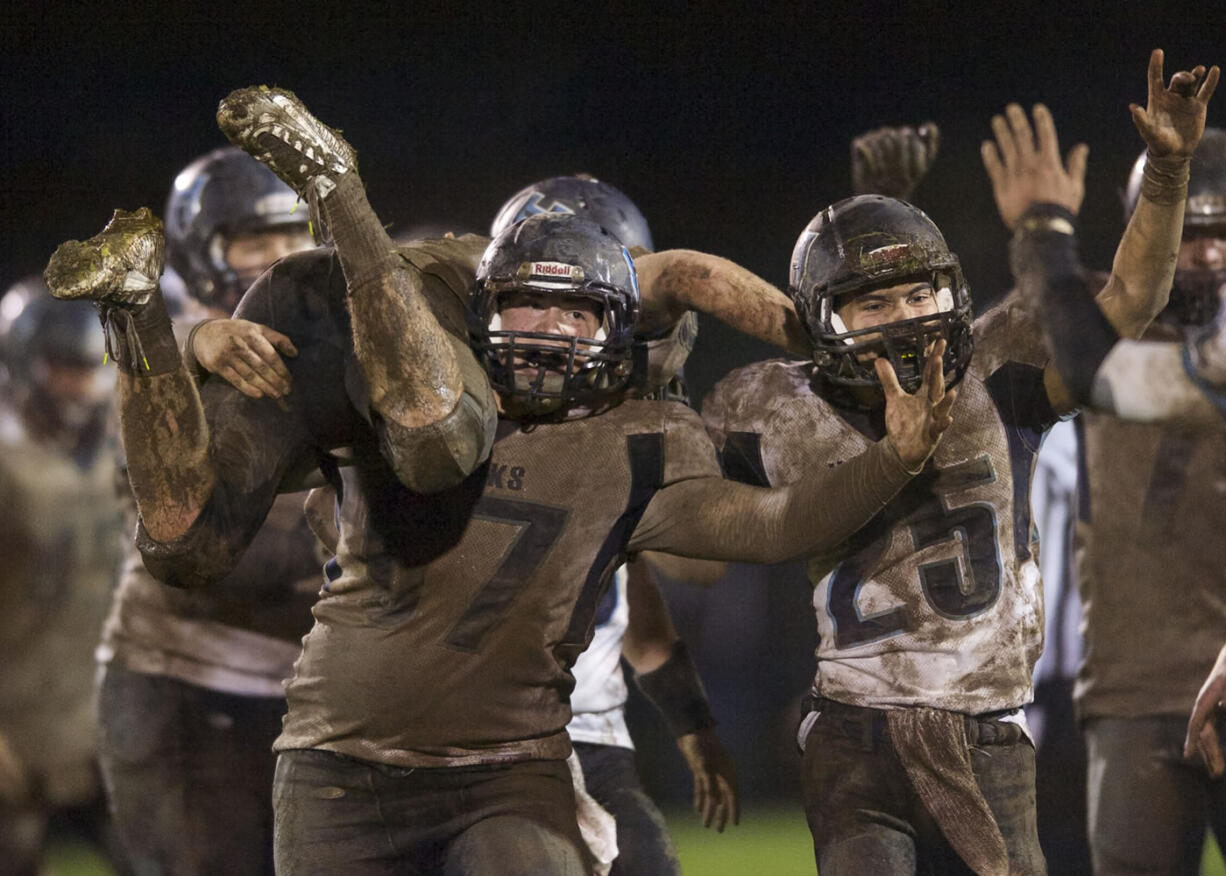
[789,195,973,393]
[2,277,112,442]
[164,146,309,312]
[490,175,654,252]
[1126,128,1226,326]
[470,213,641,415]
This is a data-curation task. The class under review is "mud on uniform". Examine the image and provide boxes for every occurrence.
[0,404,121,873]
[1074,321,1226,874]
[703,296,1055,874]
[96,478,319,875]
[137,233,896,874]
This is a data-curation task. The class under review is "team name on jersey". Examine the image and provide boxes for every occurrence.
[486,464,526,491]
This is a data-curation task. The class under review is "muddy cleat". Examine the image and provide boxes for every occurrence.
[44,208,164,308]
[216,85,356,198]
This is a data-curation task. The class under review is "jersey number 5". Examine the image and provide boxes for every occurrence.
[829,484,1002,648]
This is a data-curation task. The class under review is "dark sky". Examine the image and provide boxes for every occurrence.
[5,2,1224,398]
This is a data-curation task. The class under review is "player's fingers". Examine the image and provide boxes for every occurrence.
[1200,65,1221,103]
[260,325,298,358]
[981,141,1005,188]
[221,366,267,400]
[1169,69,1200,98]
[1005,103,1035,156]
[925,339,948,404]
[1200,720,1225,778]
[250,334,294,389]
[1128,104,1150,139]
[1066,143,1090,187]
[241,347,289,397]
[921,121,940,158]
[990,114,1018,169]
[692,773,708,816]
[1032,104,1061,163]
[874,356,905,399]
[721,776,741,828]
[1148,48,1165,100]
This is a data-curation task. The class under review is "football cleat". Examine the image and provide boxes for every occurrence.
[216,85,356,198]
[44,208,165,308]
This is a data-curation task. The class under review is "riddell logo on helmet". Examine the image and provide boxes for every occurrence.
[861,244,910,267]
[530,262,580,279]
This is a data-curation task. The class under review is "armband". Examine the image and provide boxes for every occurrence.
[634,640,716,737]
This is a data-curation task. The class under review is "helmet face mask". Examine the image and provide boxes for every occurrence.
[471,214,642,416]
[791,196,974,396]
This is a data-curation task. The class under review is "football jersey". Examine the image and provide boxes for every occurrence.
[277,399,721,767]
[97,487,320,697]
[704,296,1056,714]
[0,405,121,804]
[1074,319,1226,719]
[567,566,632,749]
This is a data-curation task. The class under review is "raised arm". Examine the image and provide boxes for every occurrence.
[633,250,810,357]
[217,86,495,493]
[631,343,955,562]
[985,50,1217,411]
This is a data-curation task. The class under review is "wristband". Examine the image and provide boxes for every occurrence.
[1140,153,1191,206]
[634,640,716,737]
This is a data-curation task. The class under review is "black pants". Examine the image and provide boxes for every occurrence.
[573,742,679,876]
[273,748,589,875]
[96,664,285,876]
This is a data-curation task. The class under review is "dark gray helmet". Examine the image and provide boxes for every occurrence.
[490,175,654,251]
[3,277,105,377]
[789,195,973,393]
[164,146,307,311]
[470,213,642,415]
[1126,129,1226,326]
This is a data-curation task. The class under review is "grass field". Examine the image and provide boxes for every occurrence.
[36,812,1226,874]
[667,805,1226,875]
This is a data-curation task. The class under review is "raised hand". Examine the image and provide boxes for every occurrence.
[192,318,297,399]
[1131,48,1219,159]
[676,726,740,832]
[851,123,940,200]
[878,338,957,471]
[981,104,1088,231]
[1185,641,1226,777]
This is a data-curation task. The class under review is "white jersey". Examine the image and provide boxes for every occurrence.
[704,298,1055,715]
[567,566,632,749]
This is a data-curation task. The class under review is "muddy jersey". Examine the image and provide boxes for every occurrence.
[277,398,722,767]
[0,406,121,804]
[1074,325,1226,719]
[704,296,1056,714]
[97,486,320,697]
[567,566,632,749]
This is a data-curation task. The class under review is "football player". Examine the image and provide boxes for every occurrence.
[43,87,955,875]
[199,172,739,873]
[702,49,1213,874]
[93,146,324,876]
[0,284,122,875]
[1002,102,1226,876]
